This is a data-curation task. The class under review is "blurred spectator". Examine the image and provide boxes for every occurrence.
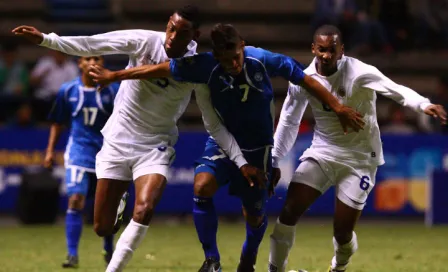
[414,0,448,50]
[6,102,35,129]
[0,41,29,97]
[312,0,358,49]
[418,76,448,133]
[31,51,79,101]
[378,0,412,51]
[382,106,416,135]
[30,51,79,121]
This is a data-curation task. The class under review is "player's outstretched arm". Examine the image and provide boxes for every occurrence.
[357,67,447,124]
[13,26,148,57]
[89,63,172,88]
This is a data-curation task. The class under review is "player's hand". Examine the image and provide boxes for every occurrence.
[43,151,54,169]
[240,164,267,189]
[424,104,447,124]
[335,105,365,134]
[12,25,44,44]
[268,167,281,198]
[88,65,116,90]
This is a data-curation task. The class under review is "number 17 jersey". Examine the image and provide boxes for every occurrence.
[48,77,120,171]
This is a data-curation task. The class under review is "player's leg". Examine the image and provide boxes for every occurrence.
[62,167,90,268]
[193,170,221,271]
[106,173,167,272]
[269,159,331,272]
[328,165,376,272]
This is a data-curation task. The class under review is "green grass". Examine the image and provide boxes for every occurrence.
[1,219,447,272]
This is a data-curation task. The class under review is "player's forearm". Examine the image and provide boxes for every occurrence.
[46,123,64,152]
[112,62,171,81]
[300,75,343,114]
[273,120,301,168]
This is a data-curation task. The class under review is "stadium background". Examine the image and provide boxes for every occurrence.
[0,0,448,271]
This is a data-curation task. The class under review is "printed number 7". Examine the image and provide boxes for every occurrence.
[359,175,370,191]
[239,84,249,102]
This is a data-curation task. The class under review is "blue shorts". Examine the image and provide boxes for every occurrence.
[194,139,272,216]
[65,166,97,196]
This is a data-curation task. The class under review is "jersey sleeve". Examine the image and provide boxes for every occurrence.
[195,84,248,168]
[40,30,154,57]
[355,66,432,112]
[169,53,212,84]
[272,83,308,167]
[262,49,306,85]
[110,82,120,98]
[48,84,71,124]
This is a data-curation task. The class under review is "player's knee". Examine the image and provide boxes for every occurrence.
[68,194,85,210]
[245,214,265,228]
[278,200,304,226]
[194,173,218,197]
[333,229,353,245]
[133,200,155,225]
[94,221,113,237]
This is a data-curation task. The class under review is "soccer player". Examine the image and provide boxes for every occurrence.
[44,55,119,268]
[14,6,266,272]
[268,25,447,272]
[88,24,365,272]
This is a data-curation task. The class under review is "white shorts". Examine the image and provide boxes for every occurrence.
[291,158,377,210]
[95,139,176,181]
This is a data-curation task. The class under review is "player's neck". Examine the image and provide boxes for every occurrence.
[81,74,96,88]
[316,63,338,77]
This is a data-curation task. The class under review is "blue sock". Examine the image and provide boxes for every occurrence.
[103,235,114,254]
[66,209,83,257]
[242,215,268,261]
[193,196,220,261]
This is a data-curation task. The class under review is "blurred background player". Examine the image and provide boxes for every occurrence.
[268,25,447,272]
[88,23,364,272]
[13,6,265,272]
[44,55,120,268]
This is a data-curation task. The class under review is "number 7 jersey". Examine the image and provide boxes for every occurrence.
[48,77,120,171]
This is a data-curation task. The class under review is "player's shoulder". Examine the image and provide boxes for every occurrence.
[179,52,216,68]
[60,77,80,92]
[343,55,378,74]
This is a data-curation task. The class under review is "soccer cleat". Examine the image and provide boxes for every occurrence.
[103,250,113,265]
[328,265,346,272]
[198,257,221,272]
[113,192,129,234]
[62,255,79,268]
[237,253,256,272]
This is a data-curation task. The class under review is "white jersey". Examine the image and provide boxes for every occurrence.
[273,55,432,168]
[40,30,247,167]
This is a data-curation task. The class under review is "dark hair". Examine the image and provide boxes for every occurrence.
[210,23,242,51]
[314,24,343,42]
[175,5,201,29]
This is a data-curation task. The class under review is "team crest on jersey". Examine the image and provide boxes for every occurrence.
[337,87,346,97]
[184,56,195,65]
[102,95,111,103]
[254,72,263,82]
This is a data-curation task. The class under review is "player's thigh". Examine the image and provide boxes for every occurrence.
[133,173,167,224]
[96,140,133,181]
[194,146,234,196]
[335,165,377,211]
[132,146,176,181]
[279,159,329,225]
[65,166,90,202]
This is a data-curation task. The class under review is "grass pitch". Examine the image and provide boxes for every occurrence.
[0,218,447,272]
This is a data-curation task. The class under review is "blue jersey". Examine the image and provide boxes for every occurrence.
[48,77,119,170]
[170,46,305,150]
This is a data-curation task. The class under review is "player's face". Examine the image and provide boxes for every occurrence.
[78,56,104,75]
[213,42,245,76]
[312,35,343,70]
[165,13,198,58]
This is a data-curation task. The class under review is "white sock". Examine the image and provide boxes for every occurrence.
[106,219,148,272]
[331,231,358,271]
[269,218,296,272]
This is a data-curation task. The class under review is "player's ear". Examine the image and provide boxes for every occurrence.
[241,39,246,48]
[341,44,345,55]
[193,29,200,41]
[311,43,315,54]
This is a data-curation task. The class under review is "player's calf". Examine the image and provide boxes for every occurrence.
[64,193,85,268]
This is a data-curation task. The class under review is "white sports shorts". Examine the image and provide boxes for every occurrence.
[291,158,377,210]
[96,139,176,181]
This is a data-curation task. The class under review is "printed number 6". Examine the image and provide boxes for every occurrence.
[359,175,370,191]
